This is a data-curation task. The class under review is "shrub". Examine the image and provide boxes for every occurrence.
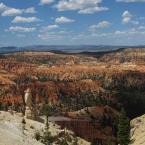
[34,131,41,141]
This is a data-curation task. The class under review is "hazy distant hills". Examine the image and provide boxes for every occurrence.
[0,45,145,54]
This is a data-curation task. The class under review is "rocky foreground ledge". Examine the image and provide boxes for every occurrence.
[130,114,145,145]
[0,111,90,145]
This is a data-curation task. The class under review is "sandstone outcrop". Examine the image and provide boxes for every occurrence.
[130,114,145,145]
[24,88,35,119]
[0,111,90,145]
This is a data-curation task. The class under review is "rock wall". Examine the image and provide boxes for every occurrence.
[130,114,145,145]
[56,120,116,145]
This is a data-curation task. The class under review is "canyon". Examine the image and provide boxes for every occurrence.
[1,47,145,144]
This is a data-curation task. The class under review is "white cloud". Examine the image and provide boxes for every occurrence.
[138,26,145,29]
[38,33,63,40]
[55,16,75,24]
[12,16,40,23]
[46,25,58,30]
[41,25,59,31]
[24,7,36,14]
[122,10,132,24]
[0,2,36,16]
[131,20,139,25]
[40,0,55,5]
[113,28,145,37]
[0,3,7,12]
[139,17,145,20]
[89,25,98,31]
[55,0,108,14]
[2,8,22,16]
[38,30,71,41]
[78,6,108,14]
[70,27,145,45]
[116,0,145,2]
[96,21,110,28]
[89,21,110,31]
[114,30,126,35]
[122,10,139,25]
[6,26,36,33]
[75,28,145,45]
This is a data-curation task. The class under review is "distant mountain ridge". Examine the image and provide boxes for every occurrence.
[0,45,145,54]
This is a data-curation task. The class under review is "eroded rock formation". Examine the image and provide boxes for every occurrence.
[130,114,145,145]
[24,88,35,119]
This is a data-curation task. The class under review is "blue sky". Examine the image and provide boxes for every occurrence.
[0,0,145,46]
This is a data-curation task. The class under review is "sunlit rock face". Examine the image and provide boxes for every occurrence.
[130,114,145,145]
[0,111,43,145]
[0,111,91,145]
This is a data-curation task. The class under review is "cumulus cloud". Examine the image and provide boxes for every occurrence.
[96,21,110,28]
[12,16,40,23]
[38,30,71,41]
[72,26,145,45]
[89,21,110,31]
[41,25,59,32]
[6,26,36,32]
[24,7,36,14]
[55,16,75,24]
[116,0,145,2]
[122,10,132,24]
[40,0,55,5]
[45,25,58,30]
[78,6,108,14]
[0,3,7,12]
[38,32,63,40]
[55,0,108,14]
[0,2,36,16]
[138,26,145,29]
[2,8,22,16]
[131,20,139,25]
[114,30,126,35]
[114,28,145,35]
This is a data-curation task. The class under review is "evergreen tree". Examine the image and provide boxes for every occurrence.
[41,104,53,145]
[34,131,41,141]
[117,108,130,145]
[42,104,51,129]
[21,118,26,134]
[41,128,53,145]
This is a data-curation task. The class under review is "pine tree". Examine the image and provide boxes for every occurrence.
[21,118,26,134]
[42,104,51,129]
[117,108,130,145]
[41,104,54,145]
[41,128,53,145]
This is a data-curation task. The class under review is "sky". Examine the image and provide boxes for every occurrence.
[0,0,145,46]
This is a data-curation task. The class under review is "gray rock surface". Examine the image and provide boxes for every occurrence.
[130,114,145,145]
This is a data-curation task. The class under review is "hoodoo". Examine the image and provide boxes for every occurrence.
[24,88,34,119]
